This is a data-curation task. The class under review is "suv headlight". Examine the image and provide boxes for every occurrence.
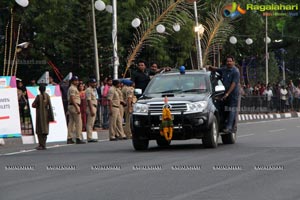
[133,103,149,113]
[186,101,208,112]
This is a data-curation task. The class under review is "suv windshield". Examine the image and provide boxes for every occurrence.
[145,73,210,95]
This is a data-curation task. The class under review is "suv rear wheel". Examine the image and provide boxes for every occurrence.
[132,137,149,150]
[202,116,219,148]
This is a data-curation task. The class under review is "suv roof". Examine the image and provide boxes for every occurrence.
[157,69,210,76]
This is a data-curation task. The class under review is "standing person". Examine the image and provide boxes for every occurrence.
[294,83,300,112]
[280,85,288,113]
[263,85,274,112]
[209,56,240,133]
[30,79,37,86]
[150,62,159,72]
[107,80,126,141]
[85,78,98,143]
[287,81,295,111]
[32,84,54,150]
[131,60,168,93]
[78,83,87,131]
[17,81,27,123]
[49,76,57,85]
[101,77,112,129]
[118,80,126,134]
[67,76,84,144]
[122,79,135,138]
[93,80,102,129]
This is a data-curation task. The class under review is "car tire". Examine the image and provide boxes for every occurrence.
[202,116,219,148]
[156,138,171,147]
[132,137,149,151]
[221,131,236,144]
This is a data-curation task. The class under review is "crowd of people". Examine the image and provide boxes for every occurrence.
[240,80,300,113]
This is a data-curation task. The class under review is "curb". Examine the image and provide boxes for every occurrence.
[238,112,300,122]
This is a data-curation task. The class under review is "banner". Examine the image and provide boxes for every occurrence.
[27,85,68,143]
[0,76,22,138]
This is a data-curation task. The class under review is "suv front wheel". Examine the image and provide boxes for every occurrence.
[132,137,149,151]
[202,116,219,148]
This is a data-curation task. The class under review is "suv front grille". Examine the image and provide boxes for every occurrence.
[148,103,187,113]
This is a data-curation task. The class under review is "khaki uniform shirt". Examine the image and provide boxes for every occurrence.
[85,86,98,107]
[121,86,129,102]
[67,84,81,105]
[107,86,120,107]
[117,88,124,103]
[122,86,134,101]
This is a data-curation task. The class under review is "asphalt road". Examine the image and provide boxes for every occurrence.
[1,118,300,200]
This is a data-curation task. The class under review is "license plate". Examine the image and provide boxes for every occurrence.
[159,115,174,120]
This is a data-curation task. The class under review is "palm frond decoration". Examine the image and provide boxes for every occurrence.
[201,2,235,66]
[124,0,203,77]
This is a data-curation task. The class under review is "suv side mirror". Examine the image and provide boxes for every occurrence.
[215,85,225,94]
[134,88,143,98]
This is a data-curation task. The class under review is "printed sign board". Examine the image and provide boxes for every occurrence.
[27,85,68,142]
[0,76,22,138]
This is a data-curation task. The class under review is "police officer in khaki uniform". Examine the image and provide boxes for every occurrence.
[67,76,84,144]
[107,80,126,141]
[118,81,126,132]
[121,79,134,138]
[85,78,98,143]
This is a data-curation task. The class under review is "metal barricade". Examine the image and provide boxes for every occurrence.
[240,95,277,114]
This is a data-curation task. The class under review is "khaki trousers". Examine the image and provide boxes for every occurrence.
[109,107,125,139]
[86,106,97,140]
[67,105,83,140]
[124,109,132,138]
[119,105,124,123]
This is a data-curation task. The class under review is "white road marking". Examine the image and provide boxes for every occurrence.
[268,129,285,133]
[0,139,109,156]
[3,149,36,156]
[238,134,255,138]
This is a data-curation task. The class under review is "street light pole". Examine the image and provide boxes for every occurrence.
[265,15,269,85]
[91,0,100,85]
[193,1,203,70]
[112,0,119,80]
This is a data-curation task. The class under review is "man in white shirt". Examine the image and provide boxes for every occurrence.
[263,86,273,112]
[280,85,288,113]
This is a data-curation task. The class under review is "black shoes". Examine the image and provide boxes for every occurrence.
[67,139,75,144]
[109,137,127,141]
[35,146,46,150]
[76,138,85,144]
[87,139,98,143]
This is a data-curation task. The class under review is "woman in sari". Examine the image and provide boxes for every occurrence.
[32,85,54,150]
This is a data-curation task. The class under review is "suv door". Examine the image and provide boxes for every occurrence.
[211,75,226,130]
